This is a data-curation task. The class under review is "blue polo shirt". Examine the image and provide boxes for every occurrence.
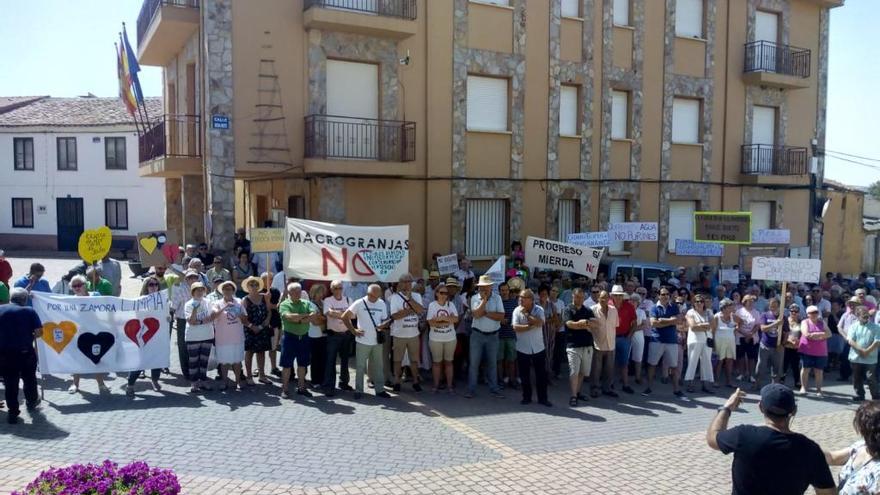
[651,302,680,344]
[0,304,42,352]
[13,276,51,306]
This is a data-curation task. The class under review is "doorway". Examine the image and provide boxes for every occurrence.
[56,197,84,252]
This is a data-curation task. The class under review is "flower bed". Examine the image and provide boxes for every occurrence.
[13,460,180,495]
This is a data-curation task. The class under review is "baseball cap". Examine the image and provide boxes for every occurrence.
[760,383,796,417]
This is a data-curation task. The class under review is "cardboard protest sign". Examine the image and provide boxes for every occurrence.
[78,226,112,264]
[524,236,603,279]
[137,231,179,267]
[694,212,751,244]
[608,223,658,242]
[250,228,285,253]
[567,232,611,247]
[436,254,459,275]
[752,229,791,245]
[284,218,409,282]
[751,257,821,284]
[719,269,740,284]
[675,239,723,257]
[33,291,171,374]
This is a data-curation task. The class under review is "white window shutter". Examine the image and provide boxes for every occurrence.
[466,199,508,257]
[675,0,703,38]
[668,201,696,252]
[611,90,628,139]
[613,0,630,26]
[672,98,700,144]
[558,199,578,241]
[561,0,579,17]
[467,76,508,132]
[609,200,626,253]
[559,85,578,136]
[750,201,773,231]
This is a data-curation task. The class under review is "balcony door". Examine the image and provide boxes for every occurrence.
[755,11,779,71]
[327,59,379,159]
[752,105,777,173]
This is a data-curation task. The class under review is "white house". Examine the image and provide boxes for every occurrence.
[0,96,164,254]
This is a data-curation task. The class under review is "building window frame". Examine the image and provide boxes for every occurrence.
[12,197,34,229]
[560,84,580,137]
[671,97,702,145]
[105,136,127,170]
[56,137,77,171]
[611,89,631,140]
[613,0,631,27]
[465,198,510,259]
[609,199,627,254]
[667,200,697,252]
[105,199,129,231]
[557,199,580,242]
[675,0,705,39]
[13,137,34,171]
[466,75,510,133]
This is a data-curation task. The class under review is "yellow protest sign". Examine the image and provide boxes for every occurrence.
[250,228,285,253]
[78,226,113,264]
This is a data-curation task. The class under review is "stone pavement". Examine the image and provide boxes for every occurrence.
[0,256,864,494]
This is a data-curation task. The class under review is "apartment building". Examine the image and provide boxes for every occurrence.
[0,96,165,252]
[135,0,844,272]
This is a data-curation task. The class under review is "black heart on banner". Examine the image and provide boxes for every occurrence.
[76,332,115,365]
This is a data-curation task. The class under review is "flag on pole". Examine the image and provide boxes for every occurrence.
[116,40,137,117]
[121,25,144,104]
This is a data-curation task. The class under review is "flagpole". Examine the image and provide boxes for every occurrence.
[122,23,152,130]
[118,33,148,135]
[115,40,142,136]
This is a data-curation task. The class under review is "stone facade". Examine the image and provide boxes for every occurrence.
[316,177,346,223]
[204,0,236,253]
[181,175,205,244]
[452,180,523,255]
[165,178,183,243]
[659,183,711,262]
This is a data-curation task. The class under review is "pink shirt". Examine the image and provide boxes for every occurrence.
[213,299,246,346]
[798,318,828,357]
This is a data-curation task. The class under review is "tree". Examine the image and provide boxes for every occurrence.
[869,180,880,201]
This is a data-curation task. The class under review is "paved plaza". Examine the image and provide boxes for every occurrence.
[0,256,863,494]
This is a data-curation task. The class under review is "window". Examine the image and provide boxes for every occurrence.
[609,200,626,253]
[12,198,33,228]
[560,85,578,136]
[288,195,306,219]
[675,0,704,38]
[467,76,508,132]
[561,0,579,17]
[466,199,508,258]
[613,0,630,26]
[105,137,127,170]
[557,199,579,242]
[611,90,629,139]
[14,138,34,171]
[668,200,696,252]
[57,137,77,170]
[750,201,774,231]
[105,199,129,230]
[672,98,700,144]
[472,0,510,6]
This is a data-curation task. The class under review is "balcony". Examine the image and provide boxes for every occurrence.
[304,115,415,174]
[139,114,202,178]
[303,0,417,40]
[741,144,808,177]
[137,0,200,67]
[743,41,811,89]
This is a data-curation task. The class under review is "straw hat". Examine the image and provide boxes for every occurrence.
[611,285,626,295]
[241,275,264,292]
[507,277,525,291]
[476,274,496,287]
[219,281,237,292]
[190,282,207,295]
[445,277,461,288]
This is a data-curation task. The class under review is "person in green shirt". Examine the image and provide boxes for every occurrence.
[155,265,178,291]
[846,307,880,401]
[279,282,315,398]
[0,280,9,304]
[86,267,113,296]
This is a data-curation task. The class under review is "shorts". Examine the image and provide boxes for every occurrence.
[392,336,420,364]
[800,354,828,370]
[647,342,679,368]
[715,336,736,360]
[614,336,632,367]
[429,340,456,362]
[630,331,645,363]
[737,341,759,360]
[567,346,593,377]
[498,337,517,361]
[280,333,310,369]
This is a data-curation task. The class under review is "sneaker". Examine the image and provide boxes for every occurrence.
[26,399,41,412]
[271,368,282,377]
[392,383,402,392]
[576,393,590,401]
[125,385,135,397]
[339,383,354,391]
[622,386,635,394]
[590,390,600,399]
[376,391,392,398]
[413,383,423,392]
[642,388,652,396]
[68,384,78,394]
[673,390,685,398]
[815,391,824,398]
[281,390,290,399]
[151,380,162,392]
[296,388,313,398]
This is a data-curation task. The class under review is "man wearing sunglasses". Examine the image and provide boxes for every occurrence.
[645,288,684,397]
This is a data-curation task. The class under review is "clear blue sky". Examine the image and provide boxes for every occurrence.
[0,0,874,186]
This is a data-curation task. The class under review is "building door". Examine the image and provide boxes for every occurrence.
[256,195,269,226]
[56,197,83,252]
[755,11,779,71]
[326,60,379,159]
[752,105,777,172]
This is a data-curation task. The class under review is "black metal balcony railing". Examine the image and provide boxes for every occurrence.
[741,144,808,176]
[303,0,417,20]
[744,40,811,78]
[305,115,415,162]
[139,114,202,163]
[137,0,200,48]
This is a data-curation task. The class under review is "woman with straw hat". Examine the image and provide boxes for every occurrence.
[242,275,272,385]
[185,282,223,393]
[212,281,248,391]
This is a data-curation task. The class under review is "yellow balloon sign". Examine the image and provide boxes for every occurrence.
[78,226,113,264]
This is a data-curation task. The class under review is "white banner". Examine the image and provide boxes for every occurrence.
[676,239,723,257]
[567,232,610,247]
[609,222,659,242]
[524,236,603,279]
[752,229,791,245]
[719,269,740,284]
[436,254,459,275]
[285,218,410,282]
[751,257,821,284]
[32,291,171,374]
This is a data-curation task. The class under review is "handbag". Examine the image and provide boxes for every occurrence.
[362,297,388,344]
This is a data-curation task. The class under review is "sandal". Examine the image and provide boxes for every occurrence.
[569,396,578,407]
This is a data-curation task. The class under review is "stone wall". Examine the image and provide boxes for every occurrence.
[165,178,183,243]
[181,174,205,244]
[203,0,236,252]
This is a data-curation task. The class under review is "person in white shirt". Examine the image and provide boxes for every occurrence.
[630,293,648,383]
[171,271,202,380]
[99,256,122,297]
[512,289,550,407]
[322,280,355,396]
[466,275,506,399]
[427,283,459,393]
[453,256,475,285]
[342,284,391,399]
[389,273,424,393]
[591,291,619,398]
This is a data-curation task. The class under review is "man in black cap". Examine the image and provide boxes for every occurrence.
[706,384,836,494]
